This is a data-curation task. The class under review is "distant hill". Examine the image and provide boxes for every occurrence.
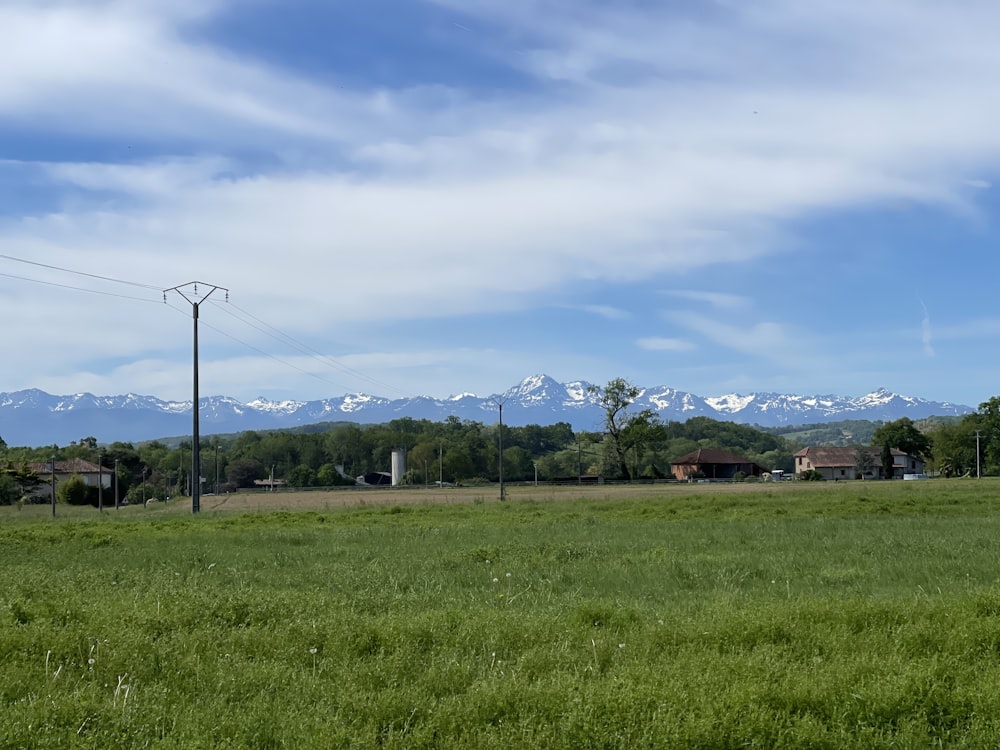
[764,415,967,448]
[0,375,975,447]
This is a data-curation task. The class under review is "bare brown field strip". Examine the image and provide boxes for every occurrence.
[186,479,838,514]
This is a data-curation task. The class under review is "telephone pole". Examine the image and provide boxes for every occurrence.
[492,395,510,501]
[976,430,982,479]
[50,455,57,517]
[164,281,228,513]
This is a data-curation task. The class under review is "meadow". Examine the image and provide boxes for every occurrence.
[4,479,1000,748]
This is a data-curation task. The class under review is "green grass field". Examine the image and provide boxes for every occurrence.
[4,479,1000,748]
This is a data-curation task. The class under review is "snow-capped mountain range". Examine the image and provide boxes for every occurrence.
[0,375,974,447]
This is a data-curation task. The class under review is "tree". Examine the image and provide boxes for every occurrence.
[588,378,661,480]
[501,446,534,481]
[286,464,317,488]
[881,443,894,479]
[854,446,875,479]
[929,418,978,477]
[409,442,442,485]
[979,397,1000,474]
[442,446,476,484]
[871,418,932,462]
[0,473,19,505]
[317,463,352,487]
[226,458,265,489]
[58,474,91,505]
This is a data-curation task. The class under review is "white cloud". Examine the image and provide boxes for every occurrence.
[576,304,630,320]
[0,1,366,145]
[2,0,1000,404]
[636,337,695,353]
[919,300,935,357]
[31,157,233,198]
[666,312,797,357]
[659,291,751,311]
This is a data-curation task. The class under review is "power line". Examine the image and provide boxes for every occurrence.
[0,271,162,303]
[211,299,412,397]
[2,252,411,399]
[0,253,161,289]
[164,300,365,393]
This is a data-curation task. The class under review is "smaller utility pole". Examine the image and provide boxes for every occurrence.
[114,458,120,510]
[98,453,104,513]
[976,430,982,479]
[50,455,57,517]
[492,395,510,501]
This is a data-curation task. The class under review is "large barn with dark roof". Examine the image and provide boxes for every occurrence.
[669,448,763,481]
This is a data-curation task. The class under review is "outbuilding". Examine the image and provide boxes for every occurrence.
[670,448,763,481]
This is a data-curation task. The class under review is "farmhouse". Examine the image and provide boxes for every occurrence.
[26,458,113,488]
[794,446,926,480]
[670,448,763,481]
[20,458,113,499]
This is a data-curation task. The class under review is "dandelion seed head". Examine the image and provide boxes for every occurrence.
[619,643,626,649]
[492,577,499,583]
[309,647,318,655]
[88,658,96,665]
[505,572,511,578]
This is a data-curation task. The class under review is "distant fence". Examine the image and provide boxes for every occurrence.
[228,477,695,495]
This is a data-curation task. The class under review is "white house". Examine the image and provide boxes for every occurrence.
[794,446,925,480]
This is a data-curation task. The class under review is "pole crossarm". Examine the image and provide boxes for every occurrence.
[163,281,229,306]
[163,281,229,514]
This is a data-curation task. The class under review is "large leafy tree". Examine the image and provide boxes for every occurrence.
[870,418,932,462]
[979,397,1000,474]
[588,378,661,480]
[928,417,979,477]
[226,458,265,489]
[0,461,41,503]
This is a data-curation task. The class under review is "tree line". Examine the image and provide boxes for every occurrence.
[2,380,999,504]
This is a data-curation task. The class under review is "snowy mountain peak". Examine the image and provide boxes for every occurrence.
[0,376,975,447]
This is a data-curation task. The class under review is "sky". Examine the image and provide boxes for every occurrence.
[0,0,998,408]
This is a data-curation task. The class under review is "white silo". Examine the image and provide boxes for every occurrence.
[391,449,407,486]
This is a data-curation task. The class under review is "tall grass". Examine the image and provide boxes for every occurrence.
[3,480,1000,747]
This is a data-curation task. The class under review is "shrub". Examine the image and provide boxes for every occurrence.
[57,474,93,505]
[0,474,18,505]
[798,469,825,481]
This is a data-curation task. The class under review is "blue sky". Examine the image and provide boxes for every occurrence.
[0,0,998,408]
